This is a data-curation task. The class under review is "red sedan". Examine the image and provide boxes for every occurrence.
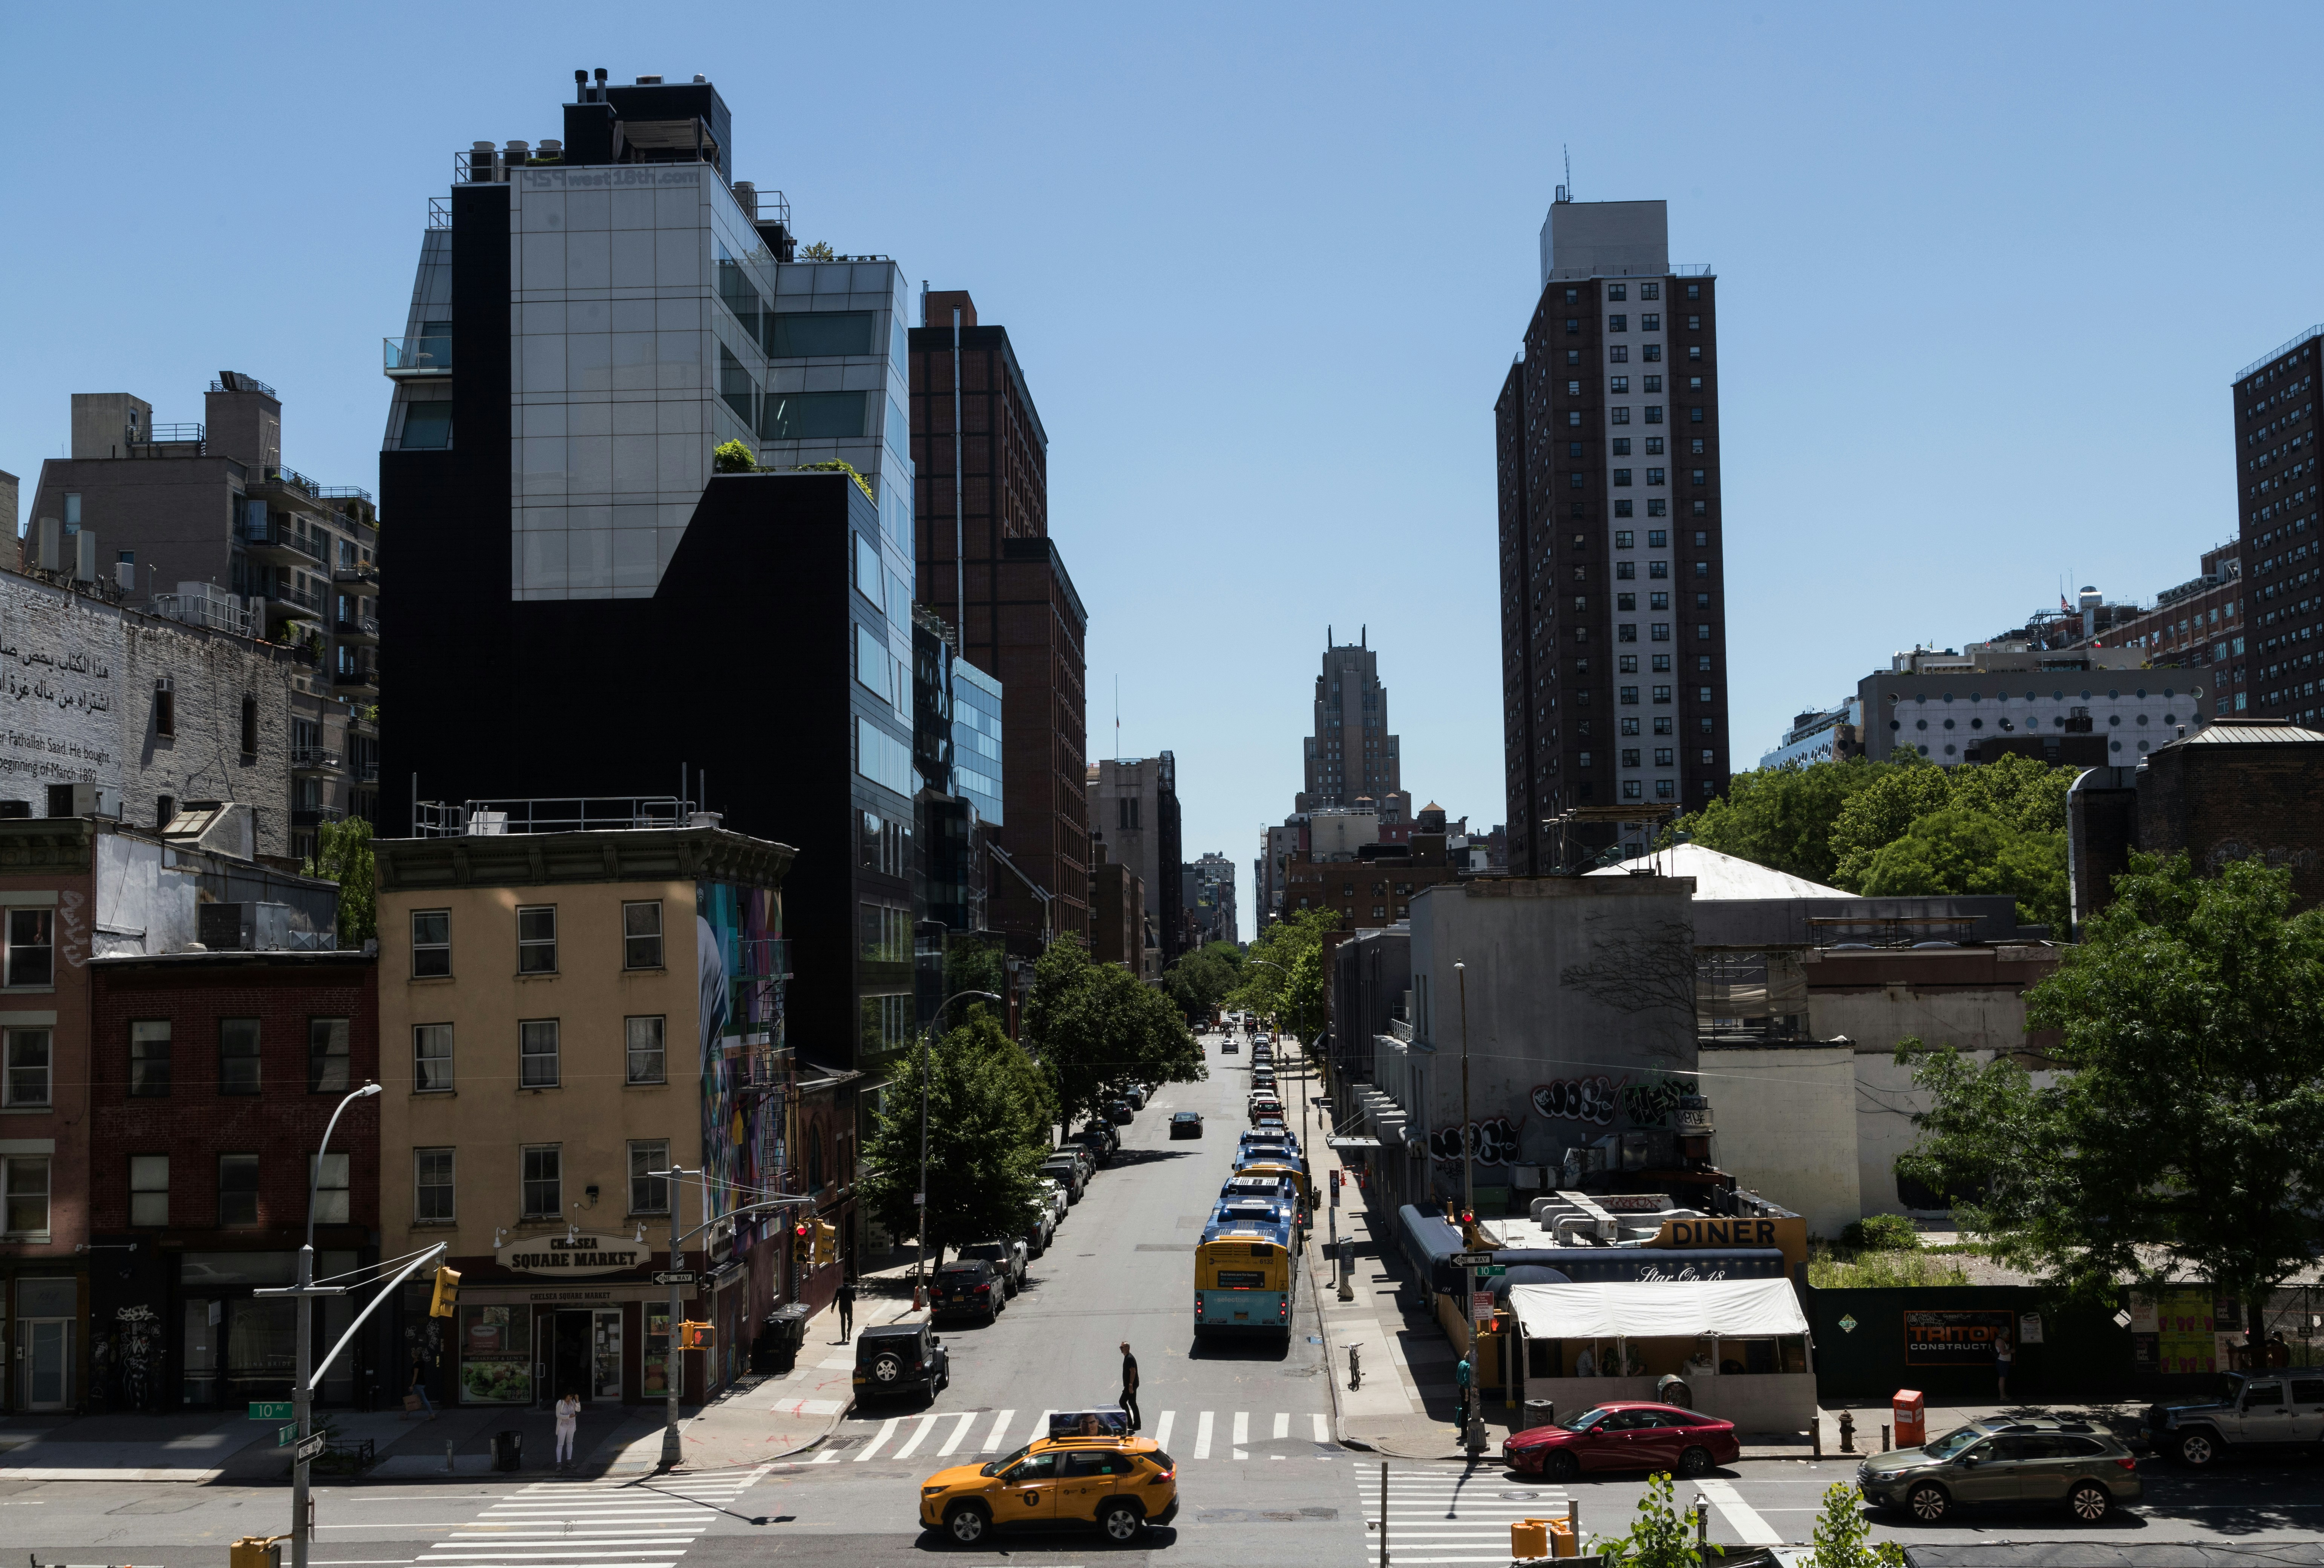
[1502,1402,1740,1481]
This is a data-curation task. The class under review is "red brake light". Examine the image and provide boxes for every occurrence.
[976,1283,990,1294]
[2117,1456,2137,1470]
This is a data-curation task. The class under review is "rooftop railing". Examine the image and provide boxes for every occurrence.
[414,796,705,838]
[384,336,452,377]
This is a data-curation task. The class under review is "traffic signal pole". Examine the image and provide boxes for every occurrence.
[644,1176,812,1472]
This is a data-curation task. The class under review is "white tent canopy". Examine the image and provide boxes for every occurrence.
[1508,1279,1809,1341]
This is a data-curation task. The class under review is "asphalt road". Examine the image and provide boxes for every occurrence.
[20,1033,2324,1566]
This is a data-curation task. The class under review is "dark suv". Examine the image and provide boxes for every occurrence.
[854,1321,950,1403]
[933,1259,1007,1324]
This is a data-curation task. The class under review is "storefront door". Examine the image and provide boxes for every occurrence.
[552,1312,592,1405]
[182,1300,219,1407]
[18,1318,71,1410]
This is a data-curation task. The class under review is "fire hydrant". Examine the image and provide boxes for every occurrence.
[1838,1409,1857,1454]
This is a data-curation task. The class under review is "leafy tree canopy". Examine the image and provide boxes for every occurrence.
[1163,940,1244,1023]
[1670,756,1888,885]
[1897,854,2324,1345]
[1854,807,2069,933]
[303,816,376,945]
[1230,908,1339,1039]
[858,1010,1051,1264]
[1022,937,1206,1134]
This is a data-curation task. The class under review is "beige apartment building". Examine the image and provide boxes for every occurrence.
[374,818,813,1412]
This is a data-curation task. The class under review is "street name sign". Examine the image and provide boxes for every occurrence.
[1451,1251,1495,1266]
[652,1271,698,1286]
[248,1401,293,1421]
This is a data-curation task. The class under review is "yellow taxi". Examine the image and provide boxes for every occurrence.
[918,1431,1179,1545]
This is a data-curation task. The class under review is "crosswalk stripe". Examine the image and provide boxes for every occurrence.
[980,1408,1015,1452]
[935,1411,978,1456]
[1272,1412,1290,1440]
[1153,1410,1175,1450]
[1194,1410,1214,1460]
[1314,1413,1330,1442]
[1696,1478,1782,1546]
[892,1413,939,1461]
[853,1415,901,1463]
[1232,1410,1249,1458]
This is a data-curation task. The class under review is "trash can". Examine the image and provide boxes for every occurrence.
[1523,1398,1555,1430]
[231,1536,288,1568]
[492,1430,523,1472]
[755,1302,809,1375]
[1892,1388,1926,1449]
[1656,1374,1694,1408]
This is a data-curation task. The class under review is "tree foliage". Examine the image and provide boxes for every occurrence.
[1808,1480,1904,1568]
[712,439,756,473]
[1022,937,1206,1135]
[1595,1470,1701,1568]
[858,1010,1051,1264]
[303,816,376,946]
[1163,941,1244,1023]
[1230,908,1339,1040]
[1897,854,2324,1345]
[1670,756,1886,885]
[1854,807,2069,933]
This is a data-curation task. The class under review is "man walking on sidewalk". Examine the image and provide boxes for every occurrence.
[1119,1341,1142,1431]
[837,1275,856,1341]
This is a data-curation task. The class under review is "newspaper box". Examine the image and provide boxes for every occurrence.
[1893,1388,1926,1449]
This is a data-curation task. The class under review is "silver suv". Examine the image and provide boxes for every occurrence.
[1856,1417,2142,1524]
[958,1237,1029,1295]
[2149,1369,2324,1466]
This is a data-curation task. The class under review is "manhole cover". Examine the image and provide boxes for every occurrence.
[1500,1490,1543,1501]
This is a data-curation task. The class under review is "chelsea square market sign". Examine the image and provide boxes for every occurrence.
[506,1235,648,1277]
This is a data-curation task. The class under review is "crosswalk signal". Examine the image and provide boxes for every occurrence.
[429,1265,461,1318]
[679,1320,713,1350]
[812,1220,837,1267]
[792,1222,811,1263]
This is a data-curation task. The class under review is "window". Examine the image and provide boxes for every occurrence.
[1621,717,1641,735]
[1565,410,1581,428]
[3,1155,50,1236]
[1564,349,1580,365]
[2,1027,50,1107]
[1701,749,1717,765]
[1607,285,1627,302]
[219,1018,261,1095]
[1642,314,1661,332]
[522,1145,562,1218]
[1699,686,1716,702]
[1564,288,1579,304]
[1615,530,1634,548]
[1655,747,1675,767]
[622,901,664,969]
[1610,407,1631,425]
[1685,284,1700,300]
[1652,653,1672,672]
[411,910,450,978]
[1654,685,1674,703]
[129,1155,168,1227]
[1621,780,1644,800]
[630,1141,670,1213]
[1619,654,1639,672]
[1618,592,1638,611]
[1615,560,1635,579]
[1609,314,1627,332]
[308,1018,351,1093]
[155,681,175,739]
[1641,283,1660,300]
[1578,751,1593,767]
[520,1020,560,1089]
[1609,376,1628,394]
[626,1015,666,1085]
[1648,559,1669,579]
[1608,345,1628,363]
[1614,499,1633,517]
[1647,467,1666,486]
[309,1152,350,1224]
[1613,468,1632,486]
[4,909,53,988]
[1653,715,1674,735]
[1642,345,1662,362]
[128,1020,170,1096]
[1621,748,1641,767]
[1564,317,1580,335]
[218,1154,259,1227]
[415,1148,455,1222]
[766,310,874,357]
[1620,686,1640,705]
[414,1024,453,1091]
[239,695,257,759]
[517,906,557,974]
[1655,779,1677,800]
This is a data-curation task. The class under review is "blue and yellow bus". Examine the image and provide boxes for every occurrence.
[1194,1199,1299,1339]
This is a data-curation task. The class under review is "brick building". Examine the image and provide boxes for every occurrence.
[84,951,381,1413]
[2234,328,2324,723]
[909,291,1090,949]
[1281,832,1464,932]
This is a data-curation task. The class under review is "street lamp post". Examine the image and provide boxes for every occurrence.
[1455,960,1485,1455]
[291,1081,381,1568]
[914,989,1002,1305]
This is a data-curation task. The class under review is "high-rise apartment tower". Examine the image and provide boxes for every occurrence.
[1496,197,1730,875]
[2233,327,2320,723]
[1298,634,1402,812]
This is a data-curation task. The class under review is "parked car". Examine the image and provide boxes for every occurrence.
[1857,1418,2143,1524]
[918,1432,1180,1546]
[1170,1110,1204,1139]
[854,1320,950,1403]
[1039,1155,1086,1202]
[1125,1085,1148,1110]
[933,1259,1008,1324]
[2149,1369,2324,1466]
[1022,1207,1054,1257]
[1066,1129,1112,1168]
[1105,1099,1134,1124]
[1503,1402,1740,1482]
[958,1238,1030,1295]
[1039,1179,1069,1229]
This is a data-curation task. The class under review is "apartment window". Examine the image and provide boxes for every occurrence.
[1655,779,1678,800]
[1641,283,1660,300]
[1578,751,1593,767]
[308,1018,351,1093]
[1621,748,1641,768]
[129,1155,168,1227]
[155,681,175,739]
[1614,530,1634,548]
[1699,686,1716,702]
[129,1020,170,1096]
[1566,380,1580,396]
[1654,685,1674,703]
[411,910,450,978]
[1564,317,1580,335]
[219,1018,262,1095]
[623,902,664,969]
[1618,623,1638,641]
[1694,530,1709,547]
[517,906,556,974]
[626,1015,666,1085]
[309,1152,350,1225]
[1614,499,1633,518]
[2,1028,50,1107]
[1613,468,1632,486]
[1608,345,1628,363]
[1622,780,1644,801]
[1618,592,1638,611]
[1694,561,1709,577]
[1655,747,1676,767]
[1615,560,1635,579]
[218,1154,260,1227]
[521,1145,562,1218]
[1697,623,1714,641]
[414,1148,456,1222]
[1647,468,1666,486]
[1690,403,1704,418]
[1565,410,1581,428]
[1608,285,1627,301]
[1609,376,1628,394]
[1649,499,1668,517]
[1565,349,1581,366]
[1642,344,1662,362]
[1685,285,1700,300]
[1648,559,1669,578]
[1564,288,1579,304]
[1642,314,1661,332]
[630,1141,671,1214]
[1701,749,1717,766]
[1653,653,1672,672]
[1620,686,1640,705]
[3,1155,51,1237]
[3,909,53,988]
[1610,407,1631,425]
[414,1024,453,1092]
[520,1020,560,1089]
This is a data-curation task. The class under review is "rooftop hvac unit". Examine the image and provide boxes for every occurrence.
[116,560,137,593]
[74,531,98,583]
[36,517,61,571]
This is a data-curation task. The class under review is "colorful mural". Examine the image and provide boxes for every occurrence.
[696,880,783,1241]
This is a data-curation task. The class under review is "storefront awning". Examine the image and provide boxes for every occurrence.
[1509,1279,1809,1341]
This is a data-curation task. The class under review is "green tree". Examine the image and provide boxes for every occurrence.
[712,439,756,473]
[1808,1480,1903,1568]
[1022,937,1206,1136]
[1897,854,2324,1358]
[1595,1470,1700,1568]
[1826,756,1954,888]
[1669,758,1889,886]
[303,816,376,945]
[943,934,1007,1011]
[1853,807,2069,932]
[1163,941,1244,1023]
[1232,908,1339,1038]
[858,1011,1050,1263]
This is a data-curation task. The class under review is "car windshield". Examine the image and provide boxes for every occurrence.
[1923,1424,1988,1461]
[2215,1374,2247,1406]
[937,1263,982,1278]
[984,1440,1036,1476]
[1560,1408,1611,1432]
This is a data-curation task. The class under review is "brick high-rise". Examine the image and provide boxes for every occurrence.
[2232,326,2322,723]
[1497,196,1730,874]
[909,291,1091,947]
[1296,633,1403,814]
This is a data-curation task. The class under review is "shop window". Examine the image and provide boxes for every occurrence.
[521,1145,561,1217]
[129,1155,168,1227]
[411,910,451,978]
[630,1141,670,1214]
[414,1147,456,1222]
[3,1027,51,1107]
[414,1024,453,1091]
[643,1308,673,1401]
[520,1020,560,1088]
[623,901,664,969]
[626,1016,666,1085]
[3,909,53,988]
[219,1019,262,1095]
[129,1020,171,1095]
[309,1152,350,1224]
[308,1018,351,1093]
[458,1305,533,1406]
[218,1153,260,1227]
[3,1155,50,1237]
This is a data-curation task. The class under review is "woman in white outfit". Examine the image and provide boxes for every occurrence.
[555,1390,581,1469]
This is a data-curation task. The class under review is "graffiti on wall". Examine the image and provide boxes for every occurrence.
[698,881,783,1245]
[1429,1116,1523,1167]
[115,1303,158,1410]
[1532,1076,1619,1125]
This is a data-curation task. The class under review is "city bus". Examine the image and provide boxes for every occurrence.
[1233,1156,1312,1227]
[1194,1199,1298,1339]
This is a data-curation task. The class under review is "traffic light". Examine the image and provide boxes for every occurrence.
[679,1320,713,1350]
[429,1265,461,1318]
[792,1222,811,1263]
[812,1220,837,1267]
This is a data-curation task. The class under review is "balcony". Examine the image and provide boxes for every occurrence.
[333,562,380,588]
[383,336,452,380]
[291,748,345,774]
[242,516,326,566]
[355,761,380,784]
[260,577,323,617]
[334,661,380,697]
[335,614,380,645]
[292,805,346,830]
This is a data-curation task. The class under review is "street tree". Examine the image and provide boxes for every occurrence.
[1022,937,1206,1136]
[858,1010,1051,1265]
[1897,854,2324,1358]
[1163,940,1243,1023]
[1231,907,1339,1040]
[1853,807,2069,933]
[1669,757,1887,886]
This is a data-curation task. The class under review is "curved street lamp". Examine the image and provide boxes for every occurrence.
[288,1081,381,1568]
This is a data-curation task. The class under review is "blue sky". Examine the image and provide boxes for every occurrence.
[7,3,2322,904]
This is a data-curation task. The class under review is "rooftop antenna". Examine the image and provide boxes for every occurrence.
[1556,145,1573,204]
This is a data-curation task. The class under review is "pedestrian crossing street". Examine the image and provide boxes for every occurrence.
[812,1407,1337,1464]
[1354,1469,1574,1566]
[428,1464,772,1568]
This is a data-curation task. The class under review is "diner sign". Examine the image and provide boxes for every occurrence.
[1903,1309,2014,1366]
[1641,1213,1808,1272]
[504,1234,648,1277]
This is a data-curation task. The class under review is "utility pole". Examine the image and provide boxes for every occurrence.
[1456,960,1485,1455]
[659,1166,693,1470]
